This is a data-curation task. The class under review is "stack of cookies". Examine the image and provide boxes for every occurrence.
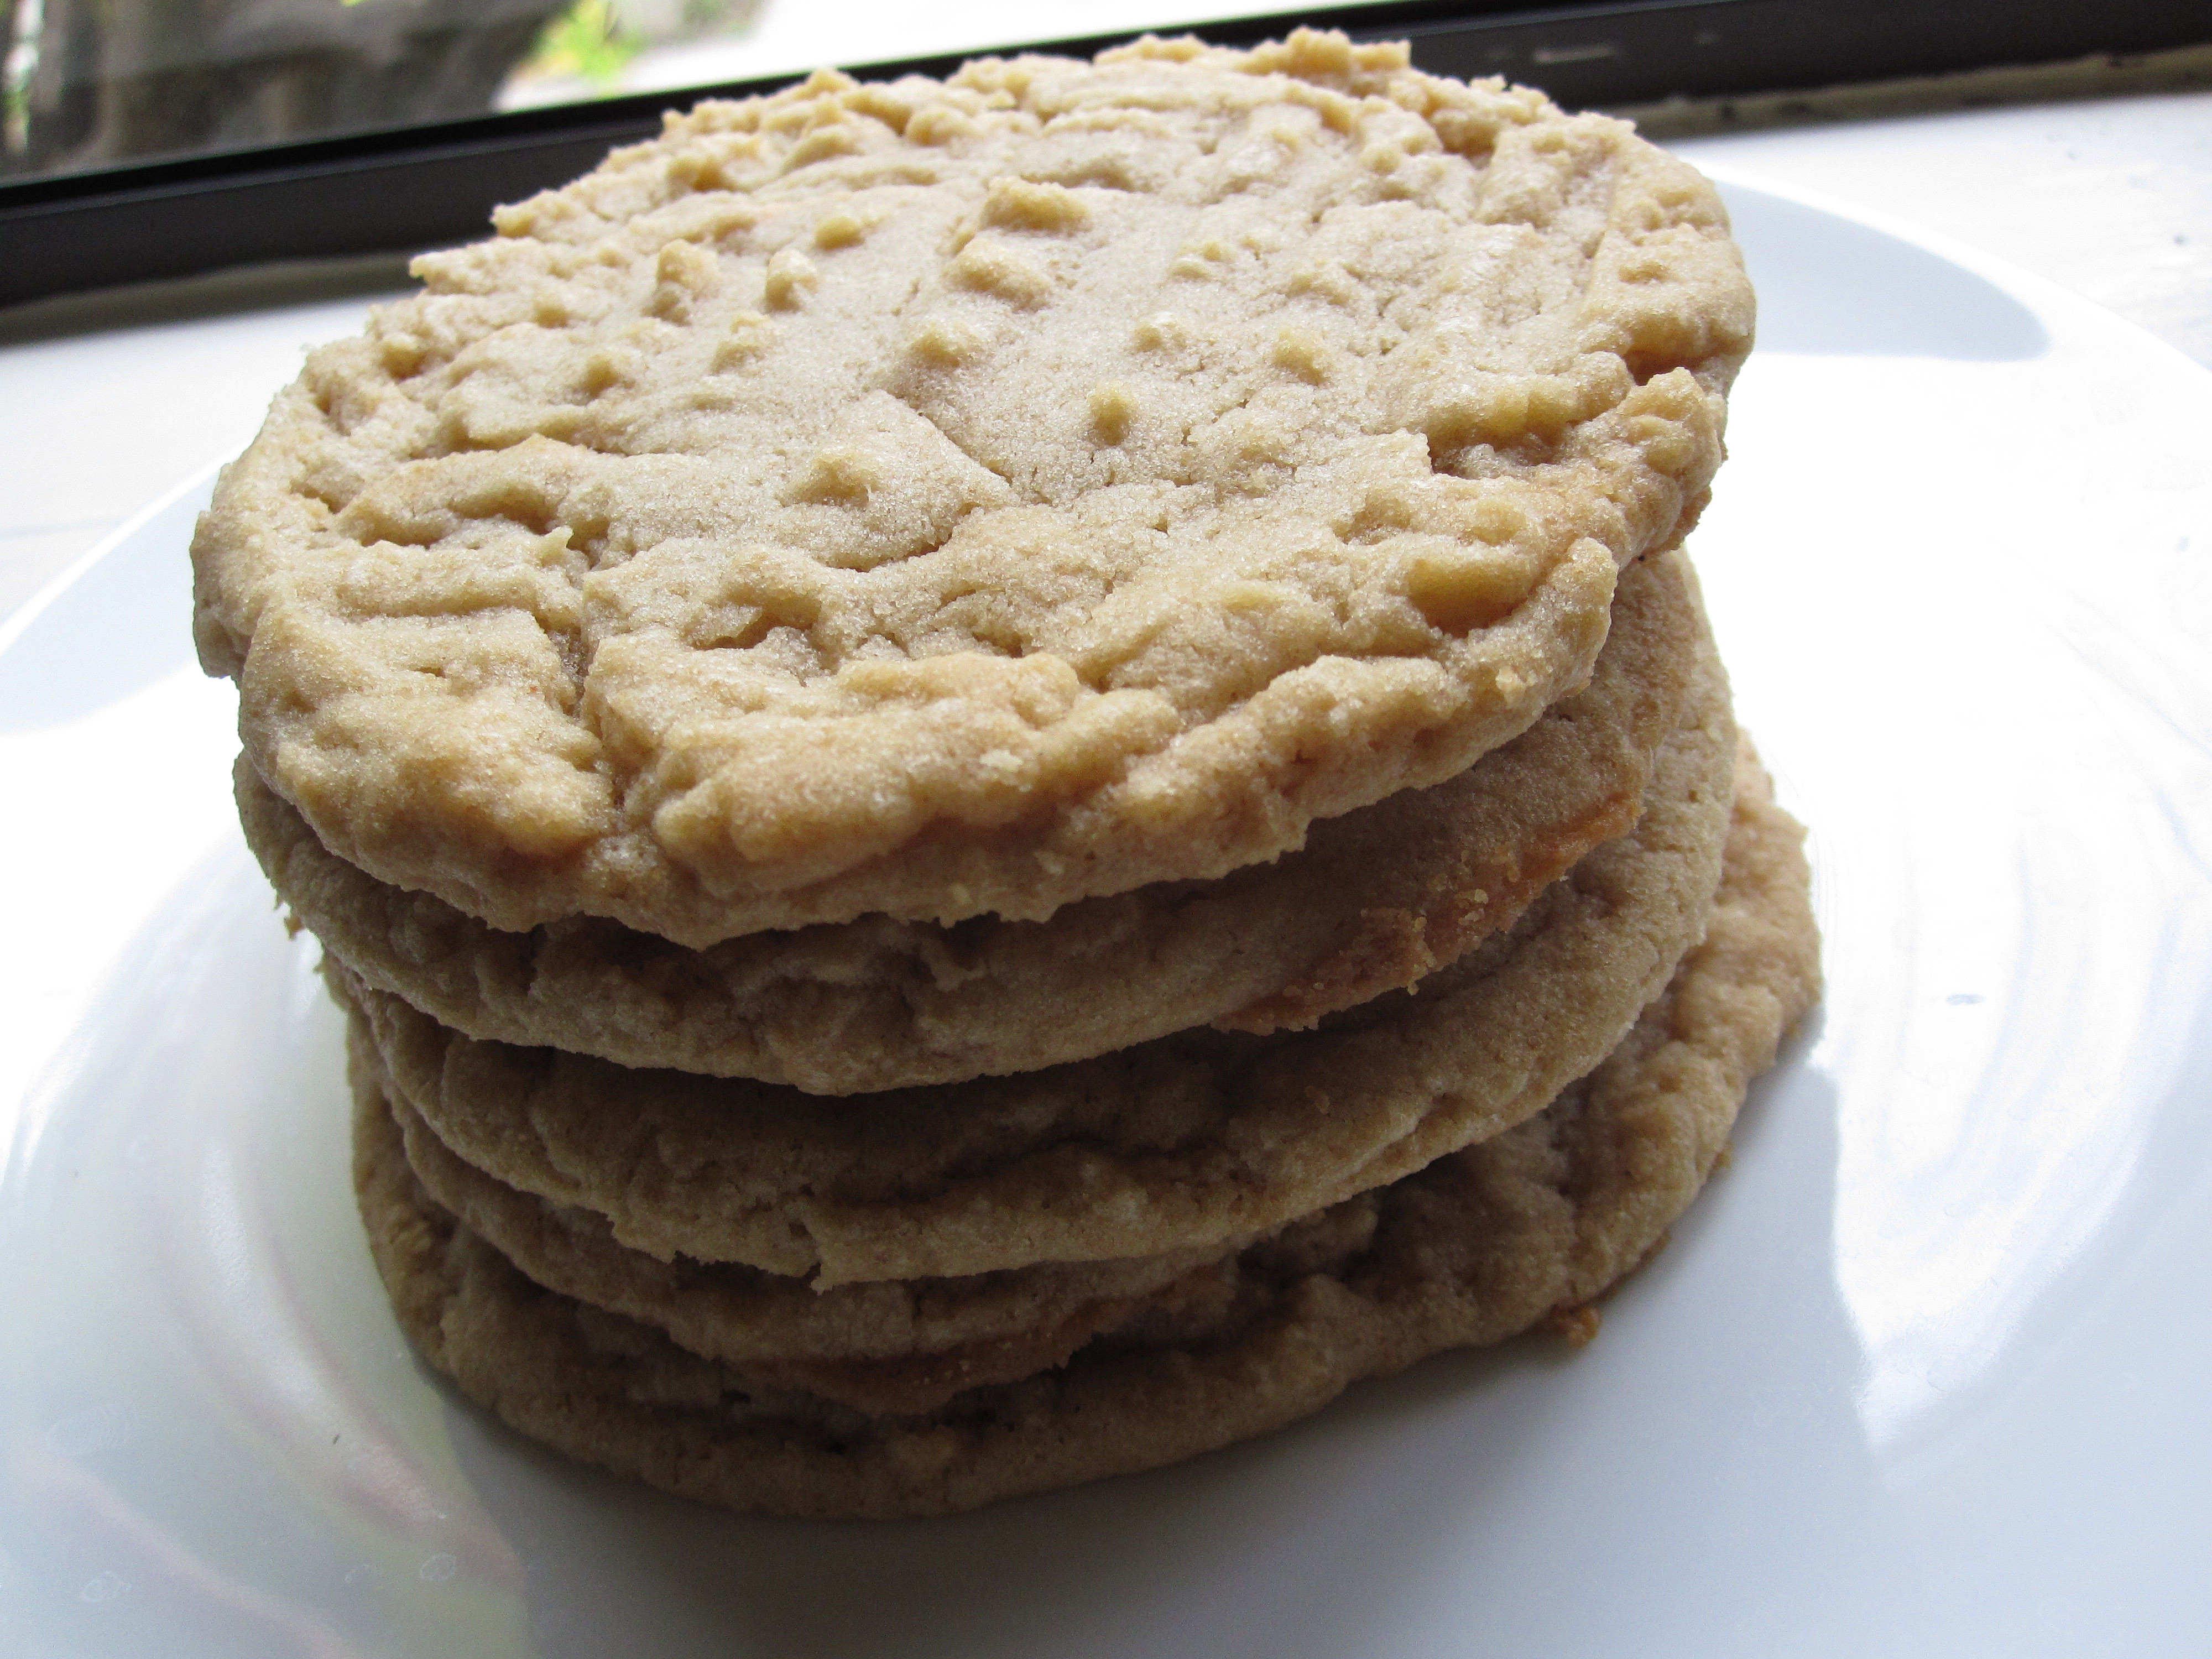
[192,32,1818,1519]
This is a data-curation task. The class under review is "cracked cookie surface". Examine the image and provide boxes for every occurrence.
[255,549,1706,1091]
[195,30,1751,942]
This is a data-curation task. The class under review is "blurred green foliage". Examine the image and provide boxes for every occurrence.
[519,0,641,86]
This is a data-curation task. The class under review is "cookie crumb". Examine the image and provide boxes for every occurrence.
[1547,1305,1602,1348]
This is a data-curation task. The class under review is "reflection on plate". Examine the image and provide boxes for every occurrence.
[3,177,2209,1658]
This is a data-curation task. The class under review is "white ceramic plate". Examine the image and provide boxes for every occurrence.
[3,175,2209,1658]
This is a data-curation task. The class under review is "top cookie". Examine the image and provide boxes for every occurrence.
[192,29,1751,941]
